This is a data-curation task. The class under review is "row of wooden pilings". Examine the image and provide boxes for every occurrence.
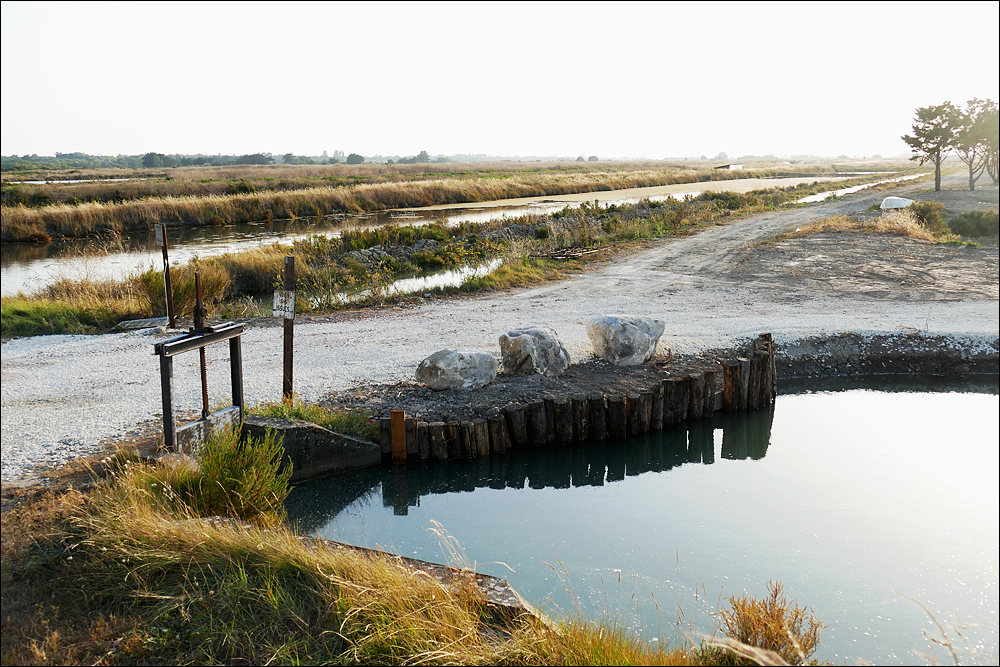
[379,333,777,464]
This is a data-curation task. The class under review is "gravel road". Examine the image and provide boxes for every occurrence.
[3,173,997,483]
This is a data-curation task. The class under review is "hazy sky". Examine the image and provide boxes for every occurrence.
[2,1,998,159]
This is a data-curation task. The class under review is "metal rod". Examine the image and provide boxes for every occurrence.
[160,225,175,329]
[195,273,209,419]
[282,256,295,404]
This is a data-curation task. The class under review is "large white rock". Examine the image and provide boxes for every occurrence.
[586,315,665,366]
[499,325,571,375]
[880,196,914,210]
[415,350,498,390]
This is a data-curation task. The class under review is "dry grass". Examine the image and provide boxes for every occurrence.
[2,166,810,242]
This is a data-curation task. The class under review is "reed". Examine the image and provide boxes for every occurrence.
[2,165,822,242]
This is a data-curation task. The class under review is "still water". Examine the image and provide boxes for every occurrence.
[286,379,999,665]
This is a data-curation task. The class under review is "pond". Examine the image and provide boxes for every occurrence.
[285,377,999,665]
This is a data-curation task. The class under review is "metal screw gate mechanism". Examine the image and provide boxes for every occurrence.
[153,273,245,452]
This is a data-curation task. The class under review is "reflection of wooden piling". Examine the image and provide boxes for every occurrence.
[608,395,627,440]
[505,404,527,448]
[589,394,607,441]
[722,361,742,412]
[429,422,447,460]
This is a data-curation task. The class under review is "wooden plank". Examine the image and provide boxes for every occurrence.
[390,410,406,464]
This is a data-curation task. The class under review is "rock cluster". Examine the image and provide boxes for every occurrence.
[344,239,441,271]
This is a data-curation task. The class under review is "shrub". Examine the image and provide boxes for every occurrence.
[908,200,946,232]
[949,209,999,237]
[700,580,823,666]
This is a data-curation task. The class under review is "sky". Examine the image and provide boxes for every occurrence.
[2,1,998,160]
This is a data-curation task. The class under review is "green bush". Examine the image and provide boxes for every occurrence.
[949,209,999,237]
[908,201,946,232]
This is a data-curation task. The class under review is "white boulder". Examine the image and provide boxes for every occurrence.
[880,196,914,210]
[499,325,571,375]
[586,315,665,366]
[415,350,498,390]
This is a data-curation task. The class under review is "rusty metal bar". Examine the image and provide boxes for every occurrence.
[154,323,244,357]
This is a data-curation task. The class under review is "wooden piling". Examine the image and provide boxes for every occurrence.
[553,397,573,444]
[405,417,417,459]
[678,375,692,422]
[445,421,461,459]
[505,404,527,448]
[688,373,704,420]
[589,393,607,441]
[747,356,763,410]
[543,396,556,444]
[722,360,742,412]
[379,417,392,458]
[662,378,681,427]
[417,421,430,461]
[460,421,475,458]
[473,419,490,457]
[639,389,653,432]
[488,416,508,454]
[390,410,406,464]
[702,370,715,417]
[429,422,447,460]
[607,395,627,440]
[571,394,590,442]
[650,383,664,430]
[526,400,547,446]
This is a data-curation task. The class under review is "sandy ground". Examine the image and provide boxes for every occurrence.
[2,169,997,485]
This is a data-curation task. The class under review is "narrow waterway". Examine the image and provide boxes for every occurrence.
[286,379,999,665]
[1,174,878,296]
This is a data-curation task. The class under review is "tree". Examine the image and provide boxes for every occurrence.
[953,98,997,191]
[142,152,175,168]
[981,103,1000,185]
[902,102,959,191]
[588,155,599,161]
[345,153,364,164]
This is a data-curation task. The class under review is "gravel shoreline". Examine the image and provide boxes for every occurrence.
[3,176,997,485]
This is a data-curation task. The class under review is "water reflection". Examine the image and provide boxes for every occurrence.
[287,408,774,532]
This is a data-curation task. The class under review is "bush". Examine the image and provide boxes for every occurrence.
[949,209,999,237]
[700,580,824,666]
[908,201,946,232]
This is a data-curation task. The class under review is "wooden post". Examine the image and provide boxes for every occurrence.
[722,361,742,412]
[737,357,749,411]
[429,422,447,460]
[488,416,508,454]
[747,356,762,410]
[390,410,406,464]
[589,393,607,441]
[639,390,653,432]
[417,421,430,461]
[650,383,664,430]
[229,336,244,422]
[445,421,461,459]
[405,417,417,459]
[542,396,556,444]
[688,372,704,420]
[526,400,547,446]
[474,419,490,457]
[159,354,176,450]
[460,421,476,458]
[678,375,692,422]
[607,395,627,440]
[379,417,392,458]
[505,404,527,448]
[155,224,176,329]
[571,394,590,442]
[662,378,680,427]
[702,370,715,417]
[282,256,295,404]
[554,397,573,444]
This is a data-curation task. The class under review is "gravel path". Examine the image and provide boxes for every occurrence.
[3,174,997,483]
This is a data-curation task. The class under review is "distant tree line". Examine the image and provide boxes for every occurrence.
[902,98,999,191]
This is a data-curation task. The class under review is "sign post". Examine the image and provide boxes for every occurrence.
[154,224,176,329]
[274,257,296,404]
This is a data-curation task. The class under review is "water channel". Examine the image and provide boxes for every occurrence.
[1,174,906,297]
[285,378,999,665]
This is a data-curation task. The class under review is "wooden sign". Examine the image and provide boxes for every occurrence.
[273,290,295,319]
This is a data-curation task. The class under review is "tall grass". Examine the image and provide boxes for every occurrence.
[248,401,378,441]
[2,166,816,242]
